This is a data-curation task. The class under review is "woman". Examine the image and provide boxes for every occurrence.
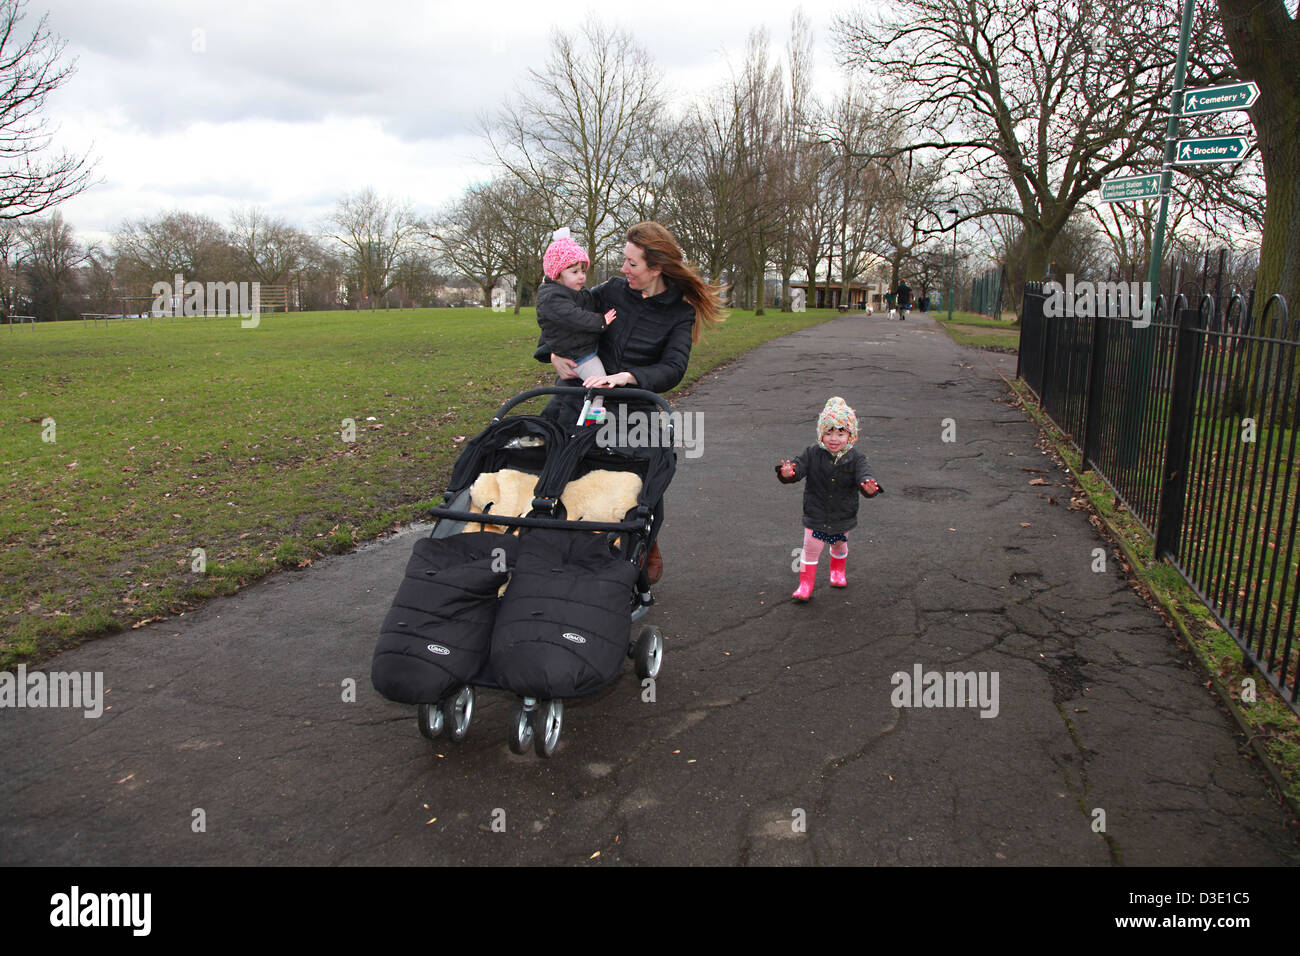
[534,221,724,583]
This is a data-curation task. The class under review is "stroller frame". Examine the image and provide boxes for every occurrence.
[410,386,673,758]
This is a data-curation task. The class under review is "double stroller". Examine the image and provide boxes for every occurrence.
[371,386,674,758]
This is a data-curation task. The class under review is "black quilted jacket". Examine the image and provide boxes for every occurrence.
[777,445,876,535]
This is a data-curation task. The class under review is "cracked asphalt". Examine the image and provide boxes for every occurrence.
[2,311,1296,866]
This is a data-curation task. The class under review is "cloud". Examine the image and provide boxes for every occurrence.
[33,0,849,239]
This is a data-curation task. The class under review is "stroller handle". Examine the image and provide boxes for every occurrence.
[492,385,676,421]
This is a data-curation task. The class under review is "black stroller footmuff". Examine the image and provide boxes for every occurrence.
[372,385,675,757]
[489,528,641,699]
[371,531,518,704]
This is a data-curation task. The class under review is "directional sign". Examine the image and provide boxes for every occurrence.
[1182,81,1259,116]
[1100,173,1162,203]
[1174,135,1251,165]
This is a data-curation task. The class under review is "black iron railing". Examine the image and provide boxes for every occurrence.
[1019,282,1298,710]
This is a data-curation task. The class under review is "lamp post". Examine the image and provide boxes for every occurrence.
[946,208,958,322]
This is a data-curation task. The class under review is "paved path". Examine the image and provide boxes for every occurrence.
[2,312,1295,866]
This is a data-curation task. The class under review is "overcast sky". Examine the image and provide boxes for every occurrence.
[36,0,871,246]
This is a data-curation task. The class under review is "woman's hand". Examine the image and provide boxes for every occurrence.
[583,371,637,388]
[551,354,580,379]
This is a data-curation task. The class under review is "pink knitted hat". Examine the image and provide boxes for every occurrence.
[543,228,589,281]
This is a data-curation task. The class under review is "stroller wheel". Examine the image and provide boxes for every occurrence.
[508,700,534,755]
[532,699,563,758]
[417,703,445,741]
[446,685,475,743]
[634,626,664,680]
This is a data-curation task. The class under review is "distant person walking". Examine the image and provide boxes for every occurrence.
[895,280,912,320]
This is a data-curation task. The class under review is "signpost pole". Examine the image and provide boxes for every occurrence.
[1118,0,1198,468]
[1146,0,1197,323]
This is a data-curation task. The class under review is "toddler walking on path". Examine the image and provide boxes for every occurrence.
[777,396,881,601]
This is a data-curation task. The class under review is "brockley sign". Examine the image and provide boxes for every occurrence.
[1174,135,1250,165]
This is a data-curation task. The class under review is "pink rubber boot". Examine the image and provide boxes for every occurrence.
[792,561,817,601]
[829,554,848,587]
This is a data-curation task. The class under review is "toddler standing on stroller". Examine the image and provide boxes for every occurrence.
[536,228,616,426]
[777,396,881,602]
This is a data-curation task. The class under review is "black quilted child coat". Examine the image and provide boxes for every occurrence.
[777,445,876,536]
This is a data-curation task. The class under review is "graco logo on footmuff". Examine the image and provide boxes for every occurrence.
[562,632,587,644]
[426,644,451,656]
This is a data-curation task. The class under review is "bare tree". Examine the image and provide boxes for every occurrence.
[80,252,115,314]
[112,211,233,291]
[327,189,425,309]
[1090,195,1197,283]
[0,0,96,219]
[19,210,93,320]
[732,29,786,314]
[295,240,347,312]
[388,250,442,308]
[834,0,1194,286]
[229,207,313,287]
[428,181,511,308]
[772,9,819,312]
[821,84,892,307]
[793,136,837,309]
[490,178,552,314]
[484,16,664,277]
[668,89,747,292]
[0,220,25,317]
[873,149,946,294]
[622,116,688,228]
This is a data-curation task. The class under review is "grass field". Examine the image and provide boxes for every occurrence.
[934,311,1021,351]
[1,305,840,665]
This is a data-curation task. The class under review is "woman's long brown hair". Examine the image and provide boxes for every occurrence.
[625,221,726,343]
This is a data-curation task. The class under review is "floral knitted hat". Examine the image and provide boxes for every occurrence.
[817,396,858,449]
[543,227,589,281]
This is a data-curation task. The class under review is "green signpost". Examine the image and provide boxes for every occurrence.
[1173,135,1251,165]
[1182,81,1259,116]
[1116,0,1197,467]
[1100,173,1162,203]
[1113,0,1262,468]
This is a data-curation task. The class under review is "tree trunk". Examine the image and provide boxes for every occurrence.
[1219,0,1299,324]
[1022,222,1052,287]
[822,251,834,309]
[1217,0,1297,417]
